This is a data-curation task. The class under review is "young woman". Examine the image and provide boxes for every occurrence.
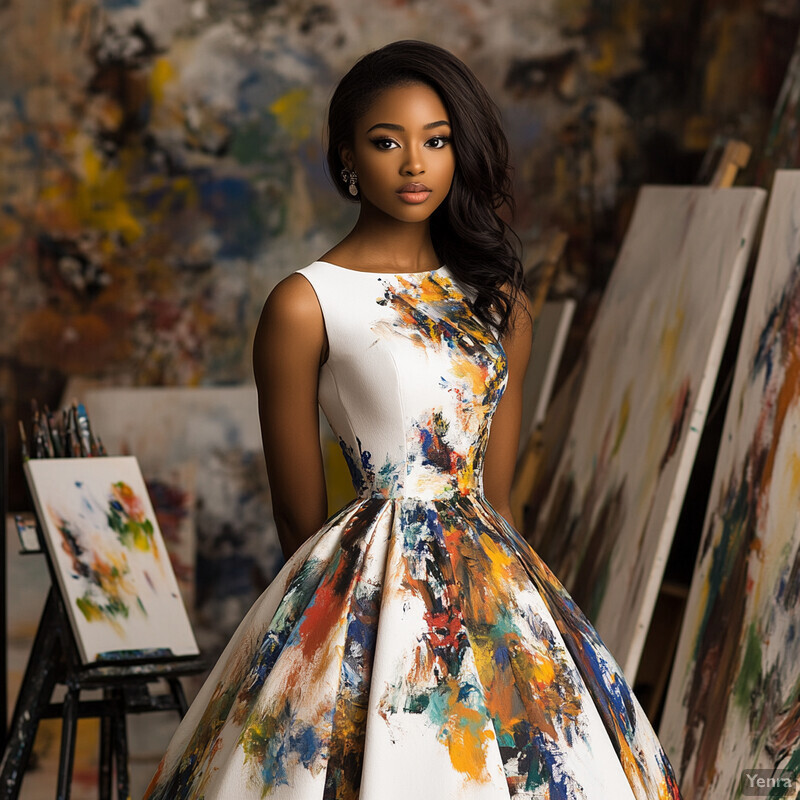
[144,40,682,800]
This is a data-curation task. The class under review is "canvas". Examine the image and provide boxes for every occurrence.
[530,186,766,679]
[24,456,198,663]
[659,170,800,800]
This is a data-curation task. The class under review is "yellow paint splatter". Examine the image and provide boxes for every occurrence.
[790,450,800,497]
[149,57,175,104]
[457,460,476,494]
[439,679,494,781]
[270,88,314,141]
[480,532,515,574]
[660,306,685,376]
[513,645,557,688]
[77,145,144,242]
[446,707,494,780]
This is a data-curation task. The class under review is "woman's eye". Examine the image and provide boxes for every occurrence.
[427,136,450,149]
[370,138,398,150]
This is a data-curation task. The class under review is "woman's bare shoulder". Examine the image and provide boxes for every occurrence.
[257,272,323,336]
[253,272,327,377]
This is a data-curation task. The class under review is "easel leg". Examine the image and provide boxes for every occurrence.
[0,588,61,800]
[167,677,188,716]
[56,687,78,800]
[98,695,112,800]
[111,691,130,800]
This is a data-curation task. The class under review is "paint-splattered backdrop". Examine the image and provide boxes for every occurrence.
[1,0,797,507]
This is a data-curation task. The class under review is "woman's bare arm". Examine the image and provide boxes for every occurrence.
[481,287,534,530]
[253,273,329,559]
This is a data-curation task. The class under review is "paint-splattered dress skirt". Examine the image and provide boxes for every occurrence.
[143,261,682,799]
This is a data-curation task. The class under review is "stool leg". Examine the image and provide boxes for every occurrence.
[56,687,79,800]
[111,693,129,800]
[98,696,112,800]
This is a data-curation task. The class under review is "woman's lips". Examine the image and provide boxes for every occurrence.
[397,183,432,204]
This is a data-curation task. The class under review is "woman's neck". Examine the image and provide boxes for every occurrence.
[326,208,440,273]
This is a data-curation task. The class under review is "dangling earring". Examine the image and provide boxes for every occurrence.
[341,168,359,197]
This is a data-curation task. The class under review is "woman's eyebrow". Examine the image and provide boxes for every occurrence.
[365,120,452,133]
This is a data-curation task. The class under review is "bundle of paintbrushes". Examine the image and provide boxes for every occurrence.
[19,400,107,461]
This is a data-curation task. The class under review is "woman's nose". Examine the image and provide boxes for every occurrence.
[401,146,425,175]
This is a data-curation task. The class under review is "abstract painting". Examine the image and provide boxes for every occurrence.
[659,170,800,800]
[0,0,668,395]
[24,456,198,663]
[530,186,766,679]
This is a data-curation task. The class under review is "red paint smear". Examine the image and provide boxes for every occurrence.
[295,572,342,664]
[424,608,463,651]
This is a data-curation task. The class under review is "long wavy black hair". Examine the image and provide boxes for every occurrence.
[326,40,525,339]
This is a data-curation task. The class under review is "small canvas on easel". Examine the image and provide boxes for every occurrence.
[659,171,800,799]
[24,455,199,663]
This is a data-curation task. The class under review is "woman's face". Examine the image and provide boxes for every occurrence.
[341,82,456,224]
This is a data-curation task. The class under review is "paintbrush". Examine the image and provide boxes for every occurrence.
[66,404,81,457]
[38,407,55,458]
[75,401,93,457]
[32,417,47,459]
[18,419,28,462]
[44,405,64,457]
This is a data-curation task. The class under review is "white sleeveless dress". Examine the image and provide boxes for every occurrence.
[143,262,682,800]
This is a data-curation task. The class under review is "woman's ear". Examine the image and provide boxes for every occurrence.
[339,143,354,171]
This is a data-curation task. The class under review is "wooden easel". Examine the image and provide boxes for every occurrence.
[0,450,209,800]
[709,140,752,188]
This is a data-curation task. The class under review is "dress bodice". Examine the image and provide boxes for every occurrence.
[294,261,508,500]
